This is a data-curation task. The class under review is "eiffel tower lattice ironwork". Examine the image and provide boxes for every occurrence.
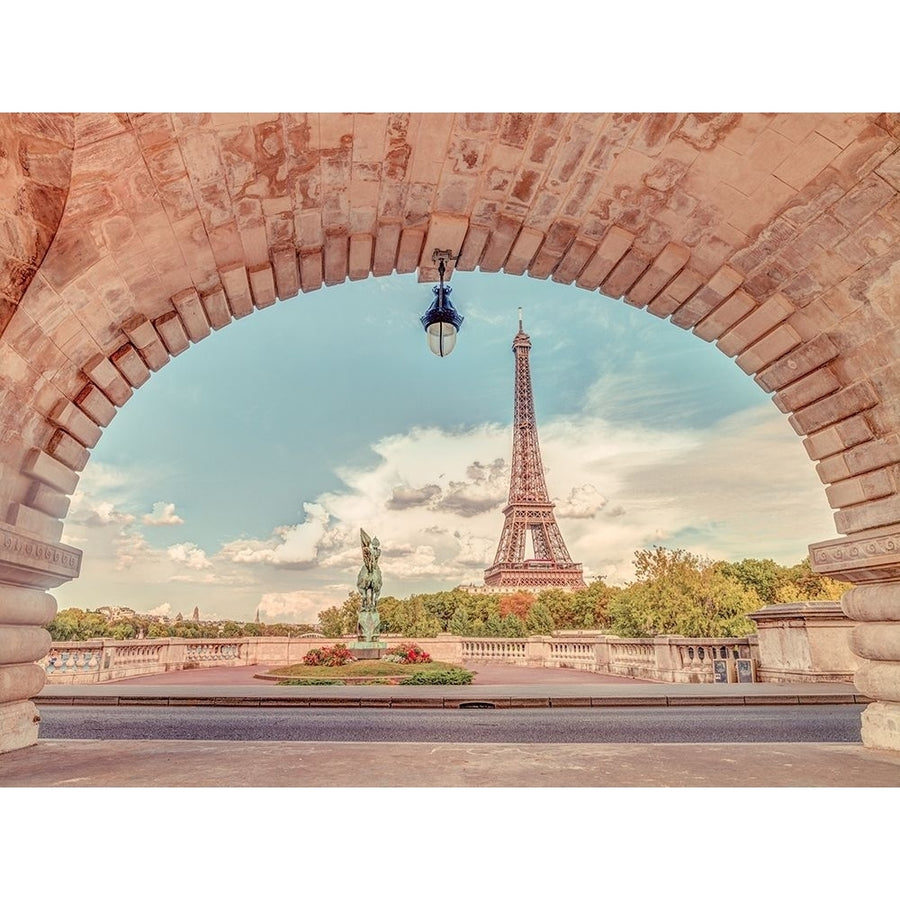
[484,310,586,591]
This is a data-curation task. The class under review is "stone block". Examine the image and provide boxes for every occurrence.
[843,582,900,622]
[221,266,253,317]
[110,343,151,388]
[172,288,212,341]
[774,131,841,190]
[860,700,900,752]
[299,251,323,291]
[272,247,300,298]
[790,381,879,435]
[755,333,840,392]
[738,324,802,377]
[556,238,600,286]
[855,660,900,704]
[249,264,277,307]
[816,453,852,485]
[693,289,756,342]
[625,242,691,308]
[0,586,56,627]
[717,294,794,357]
[670,265,743,329]
[476,215,520,273]
[49,398,101,447]
[457,225,490,271]
[82,354,132,406]
[832,173,897,227]
[646,268,703,319]
[530,221,578,279]
[154,311,190,356]
[25,482,70,520]
[348,234,373,281]
[504,227,544,276]
[826,469,895,509]
[8,503,63,543]
[575,226,634,290]
[844,436,900,477]
[421,213,469,268]
[850,622,900,661]
[0,624,51,666]
[201,288,231,330]
[323,232,348,286]
[372,222,401,276]
[22,449,78,495]
[122,315,169,371]
[75,383,116,427]
[396,228,425,274]
[601,247,651,297]
[0,700,40,754]
[46,429,89,472]
[803,415,874,461]
[836,493,900,534]
[772,365,840,411]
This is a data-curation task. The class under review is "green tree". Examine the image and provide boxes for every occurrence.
[501,612,528,637]
[718,557,785,606]
[448,606,472,635]
[609,546,759,638]
[778,557,847,602]
[525,600,555,635]
[423,590,466,631]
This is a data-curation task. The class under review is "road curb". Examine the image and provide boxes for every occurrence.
[35,694,872,709]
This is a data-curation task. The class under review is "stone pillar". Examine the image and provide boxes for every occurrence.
[811,526,900,752]
[0,523,81,755]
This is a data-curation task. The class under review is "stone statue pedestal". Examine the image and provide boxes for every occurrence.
[350,642,387,660]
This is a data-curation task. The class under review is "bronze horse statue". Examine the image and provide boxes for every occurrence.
[356,529,382,641]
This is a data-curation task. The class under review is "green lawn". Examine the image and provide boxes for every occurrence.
[270,660,474,685]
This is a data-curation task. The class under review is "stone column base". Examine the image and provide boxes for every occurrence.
[0,700,41,754]
[860,701,900,752]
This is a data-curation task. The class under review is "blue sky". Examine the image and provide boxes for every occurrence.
[55,271,839,623]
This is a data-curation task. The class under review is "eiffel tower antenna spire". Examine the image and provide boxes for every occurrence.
[483,312,586,591]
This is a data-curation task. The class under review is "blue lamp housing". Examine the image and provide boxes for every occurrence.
[421,283,464,357]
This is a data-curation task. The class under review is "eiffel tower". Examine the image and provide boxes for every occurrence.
[484,310,586,591]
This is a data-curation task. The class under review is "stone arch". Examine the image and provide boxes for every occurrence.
[2,112,900,753]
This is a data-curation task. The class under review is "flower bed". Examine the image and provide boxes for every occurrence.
[382,642,432,664]
[302,643,356,667]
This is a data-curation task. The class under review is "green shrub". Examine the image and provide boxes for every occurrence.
[400,669,474,685]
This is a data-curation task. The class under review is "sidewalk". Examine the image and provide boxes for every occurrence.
[4,663,897,788]
[34,661,871,708]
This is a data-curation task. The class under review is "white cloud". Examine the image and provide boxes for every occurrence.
[167,542,213,570]
[143,502,184,526]
[257,589,343,624]
[114,531,155,570]
[555,484,608,519]
[219,502,332,568]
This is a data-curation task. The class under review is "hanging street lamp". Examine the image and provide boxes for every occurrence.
[420,249,463,357]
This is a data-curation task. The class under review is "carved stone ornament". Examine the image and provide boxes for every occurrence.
[0,523,82,589]
[809,525,900,585]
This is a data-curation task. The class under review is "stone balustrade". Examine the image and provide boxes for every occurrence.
[38,615,852,686]
[39,636,326,683]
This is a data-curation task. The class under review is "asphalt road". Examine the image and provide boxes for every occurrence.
[38,704,864,744]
